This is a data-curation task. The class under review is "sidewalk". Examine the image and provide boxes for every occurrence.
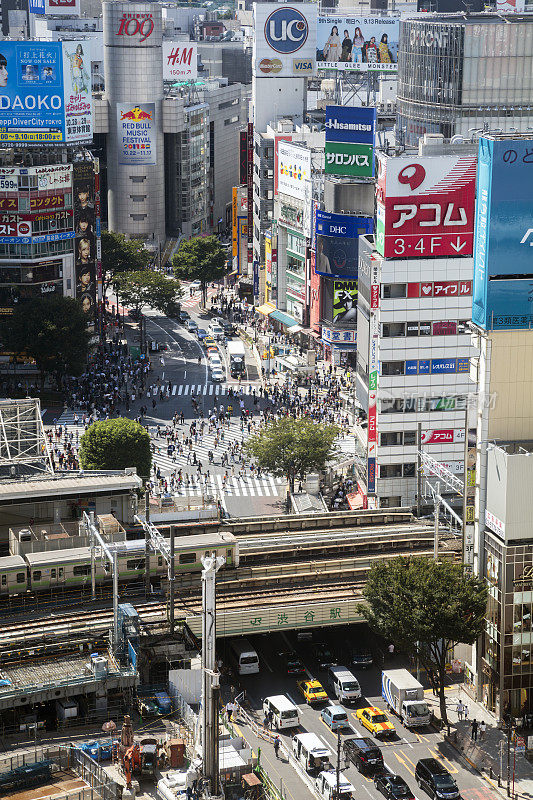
[425,686,533,799]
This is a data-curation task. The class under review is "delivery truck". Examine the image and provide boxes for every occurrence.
[381,669,430,728]
[227,339,246,378]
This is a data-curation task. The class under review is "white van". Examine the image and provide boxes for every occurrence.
[208,321,224,340]
[315,771,355,800]
[263,695,300,730]
[292,733,331,773]
[229,638,259,675]
[328,666,361,703]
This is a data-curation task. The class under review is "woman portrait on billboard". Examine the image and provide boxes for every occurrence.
[66,43,89,95]
[378,33,394,64]
[0,54,7,88]
[362,36,379,64]
[340,30,353,62]
[352,28,365,63]
[323,26,341,62]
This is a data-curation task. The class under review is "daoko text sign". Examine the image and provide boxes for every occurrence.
[376,154,477,258]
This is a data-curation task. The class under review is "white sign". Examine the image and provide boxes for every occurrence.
[496,0,525,10]
[485,509,505,538]
[163,42,197,81]
[62,40,93,143]
[253,2,317,78]
[316,15,399,72]
[29,164,72,190]
[277,141,311,202]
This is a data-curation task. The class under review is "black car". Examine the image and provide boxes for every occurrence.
[352,649,373,669]
[374,773,415,800]
[415,759,460,800]
[311,642,338,670]
[221,321,236,336]
[343,737,384,774]
[280,652,306,675]
[178,310,190,323]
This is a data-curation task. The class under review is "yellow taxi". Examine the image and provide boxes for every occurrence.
[355,706,395,738]
[203,336,217,349]
[297,679,328,705]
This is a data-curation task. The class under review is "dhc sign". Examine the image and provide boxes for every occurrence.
[264,6,309,54]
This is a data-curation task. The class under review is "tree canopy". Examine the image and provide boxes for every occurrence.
[113,270,182,315]
[79,417,151,478]
[101,231,152,291]
[0,295,89,384]
[363,557,488,726]
[244,417,338,492]
[171,236,228,303]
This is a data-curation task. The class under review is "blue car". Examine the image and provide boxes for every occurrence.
[197,328,208,340]
[321,704,349,731]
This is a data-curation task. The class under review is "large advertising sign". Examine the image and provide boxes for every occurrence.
[163,42,197,81]
[376,153,477,259]
[117,103,156,166]
[277,141,311,202]
[315,210,373,277]
[333,279,358,323]
[472,136,533,331]
[317,16,399,72]
[0,41,92,145]
[46,0,81,14]
[253,3,317,78]
[73,160,96,318]
[29,0,45,14]
[325,106,376,179]
[367,259,380,496]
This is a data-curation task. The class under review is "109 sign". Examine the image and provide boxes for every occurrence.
[264,6,308,54]
[116,13,154,42]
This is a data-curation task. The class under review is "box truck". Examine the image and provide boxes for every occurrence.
[227,339,246,378]
[381,669,430,727]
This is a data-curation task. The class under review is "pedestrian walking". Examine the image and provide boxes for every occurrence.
[479,720,486,740]
[388,643,395,659]
[456,700,464,721]
[464,704,469,720]
[471,719,478,741]
[273,735,281,759]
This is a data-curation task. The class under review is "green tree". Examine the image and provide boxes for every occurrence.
[0,296,89,385]
[244,417,338,493]
[101,231,152,292]
[171,235,228,305]
[363,557,488,727]
[113,270,182,350]
[79,417,151,478]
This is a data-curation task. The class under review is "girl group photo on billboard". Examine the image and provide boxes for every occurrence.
[74,168,96,315]
[316,18,398,67]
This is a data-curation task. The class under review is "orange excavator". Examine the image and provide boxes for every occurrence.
[120,715,158,789]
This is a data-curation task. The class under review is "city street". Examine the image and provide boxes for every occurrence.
[219,628,502,800]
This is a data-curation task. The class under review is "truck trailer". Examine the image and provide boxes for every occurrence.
[227,339,246,378]
[381,669,430,728]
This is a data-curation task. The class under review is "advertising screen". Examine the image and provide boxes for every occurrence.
[376,153,477,259]
[333,279,358,323]
[163,42,197,81]
[277,141,311,201]
[253,3,317,77]
[0,41,92,145]
[315,210,373,277]
[317,16,399,72]
[117,103,156,166]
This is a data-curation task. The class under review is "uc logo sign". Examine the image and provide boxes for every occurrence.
[264,6,308,55]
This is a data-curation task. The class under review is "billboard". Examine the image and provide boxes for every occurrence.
[0,41,92,145]
[29,0,45,14]
[73,160,96,317]
[317,16,399,72]
[421,429,465,445]
[117,103,156,166]
[333,279,358,323]
[315,210,373,277]
[376,153,477,259]
[325,105,376,144]
[253,3,317,78]
[325,141,374,178]
[163,42,197,81]
[472,136,533,330]
[277,141,311,201]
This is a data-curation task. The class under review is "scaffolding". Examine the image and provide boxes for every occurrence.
[0,398,53,476]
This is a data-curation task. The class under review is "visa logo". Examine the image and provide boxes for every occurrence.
[292,58,314,74]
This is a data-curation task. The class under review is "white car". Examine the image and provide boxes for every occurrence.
[188,280,202,291]
[186,319,198,332]
[209,357,222,371]
[211,369,224,383]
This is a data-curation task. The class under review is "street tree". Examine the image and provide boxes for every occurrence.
[0,296,89,385]
[113,270,181,347]
[79,417,151,478]
[101,231,152,293]
[363,557,488,727]
[171,235,228,305]
[244,417,338,493]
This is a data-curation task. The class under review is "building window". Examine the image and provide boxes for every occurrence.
[224,115,239,125]
[130,214,147,221]
[403,430,417,445]
[219,98,238,109]
[380,431,402,446]
[382,322,406,338]
[381,361,405,376]
[382,283,406,299]
[130,176,146,183]
[403,462,416,477]
[380,496,402,508]
[380,464,403,478]
[419,322,432,335]
[406,322,419,336]
[130,195,146,202]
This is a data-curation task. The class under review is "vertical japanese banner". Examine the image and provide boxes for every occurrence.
[367,261,380,496]
[73,160,96,323]
[463,426,477,574]
[94,157,103,338]
[247,122,254,269]
[232,187,238,260]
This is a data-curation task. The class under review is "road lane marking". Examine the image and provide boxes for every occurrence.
[394,751,415,777]
[172,385,177,395]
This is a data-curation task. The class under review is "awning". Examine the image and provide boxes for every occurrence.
[255,303,276,316]
[270,309,299,328]
[288,324,303,334]
[331,342,357,350]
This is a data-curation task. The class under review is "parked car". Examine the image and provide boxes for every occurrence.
[311,642,338,670]
[351,649,373,669]
[374,773,415,800]
[186,319,198,332]
[343,738,384,774]
[321,705,349,731]
[356,707,395,739]
[415,759,459,800]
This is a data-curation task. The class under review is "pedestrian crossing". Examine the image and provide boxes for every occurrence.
[170,384,258,397]
[151,471,285,498]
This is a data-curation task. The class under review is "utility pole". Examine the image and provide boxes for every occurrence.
[144,486,151,597]
[202,553,225,799]
[417,423,422,517]
[336,730,342,800]
[169,525,175,635]
[434,481,440,561]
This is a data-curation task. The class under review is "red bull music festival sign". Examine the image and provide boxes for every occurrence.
[116,102,156,166]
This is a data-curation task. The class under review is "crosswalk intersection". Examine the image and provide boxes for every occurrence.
[170,384,257,396]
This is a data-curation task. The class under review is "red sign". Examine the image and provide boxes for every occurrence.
[0,198,17,211]
[116,13,154,42]
[30,194,66,211]
[310,250,321,332]
[376,154,477,259]
[421,429,465,444]
[407,280,472,298]
[247,122,253,265]
[433,321,457,336]
[370,284,379,309]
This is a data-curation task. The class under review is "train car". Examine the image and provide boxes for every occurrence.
[0,555,28,595]
[25,548,106,591]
